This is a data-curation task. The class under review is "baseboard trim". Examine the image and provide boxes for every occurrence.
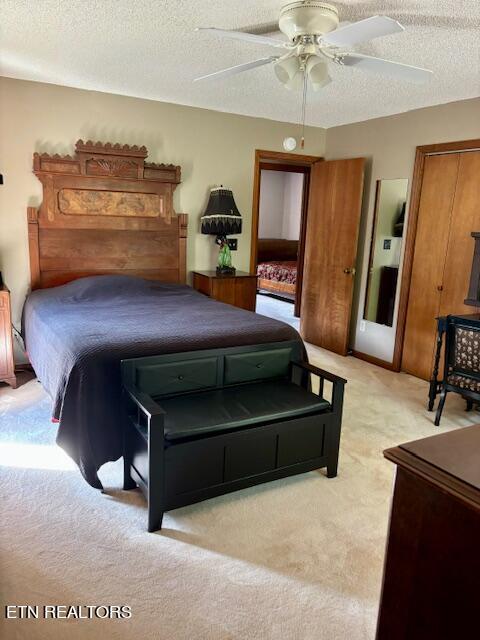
[351,350,398,372]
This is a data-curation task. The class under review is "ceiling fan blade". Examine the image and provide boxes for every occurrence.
[194,57,278,82]
[323,15,404,47]
[239,22,281,36]
[339,53,433,84]
[196,27,287,48]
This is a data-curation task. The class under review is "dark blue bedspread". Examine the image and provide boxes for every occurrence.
[22,275,301,489]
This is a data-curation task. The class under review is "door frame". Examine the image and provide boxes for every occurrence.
[393,138,480,371]
[250,149,323,315]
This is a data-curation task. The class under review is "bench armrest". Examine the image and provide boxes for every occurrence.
[291,360,347,385]
[123,383,165,425]
[291,360,346,412]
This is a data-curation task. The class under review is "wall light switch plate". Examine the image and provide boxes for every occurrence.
[227,239,238,251]
[360,320,367,332]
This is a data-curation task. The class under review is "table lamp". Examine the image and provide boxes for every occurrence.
[201,186,242,275]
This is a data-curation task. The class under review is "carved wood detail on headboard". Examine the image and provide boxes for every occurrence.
[28,140,187,289]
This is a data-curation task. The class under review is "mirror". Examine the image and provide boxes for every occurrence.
[364,179,408,326]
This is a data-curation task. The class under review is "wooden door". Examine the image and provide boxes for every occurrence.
[439,151,480,317]
[300,158,365,354]
[401,154,460,380]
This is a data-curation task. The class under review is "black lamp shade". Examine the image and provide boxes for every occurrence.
[201,187,242,236]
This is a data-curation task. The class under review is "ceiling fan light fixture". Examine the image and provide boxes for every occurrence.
[285,71,305,91]
[279,2,339,40]
[274,55,299,82]
[306,56,331,91]
[274,56,304,90]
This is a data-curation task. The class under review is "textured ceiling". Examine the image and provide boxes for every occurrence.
[1,1,479,128]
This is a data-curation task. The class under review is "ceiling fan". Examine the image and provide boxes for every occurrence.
[194,1,433,90]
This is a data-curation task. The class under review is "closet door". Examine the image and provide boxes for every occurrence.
[402,154,460,380]
[300,158,365,354]
[439,151,480,316]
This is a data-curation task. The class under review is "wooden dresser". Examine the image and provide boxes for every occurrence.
[376,425,480,639]
[0,284,16,388]
[192,271,257,311]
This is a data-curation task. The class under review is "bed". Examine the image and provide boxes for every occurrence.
[256,238,298,296]
[22,140,302,489]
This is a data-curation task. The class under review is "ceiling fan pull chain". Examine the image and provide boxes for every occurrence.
[300,64,308,149]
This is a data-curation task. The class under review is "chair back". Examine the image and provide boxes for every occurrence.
[445,317,480,379]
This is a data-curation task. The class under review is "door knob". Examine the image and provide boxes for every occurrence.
[344,267,356,275]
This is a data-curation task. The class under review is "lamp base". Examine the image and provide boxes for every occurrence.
[216,236,236,275]
[216,266,236,276]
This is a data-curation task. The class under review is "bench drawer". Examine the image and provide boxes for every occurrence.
[165,440,224,498]
[277,415,326,467]
[224,432,277,482]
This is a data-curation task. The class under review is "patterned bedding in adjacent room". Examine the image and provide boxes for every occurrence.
[257,261,297,284]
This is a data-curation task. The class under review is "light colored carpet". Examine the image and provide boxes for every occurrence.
[0,348,475,640]
[256,294,300,331]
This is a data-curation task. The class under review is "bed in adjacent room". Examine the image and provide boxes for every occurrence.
[22,141,302,489]
[256,238,299,297]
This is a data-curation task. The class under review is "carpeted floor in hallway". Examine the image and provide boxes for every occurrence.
[0,345,475,640]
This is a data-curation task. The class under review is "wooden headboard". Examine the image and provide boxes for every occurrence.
[257,238,299,263]
[28,139,187,289]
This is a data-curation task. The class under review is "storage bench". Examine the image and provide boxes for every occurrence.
[121,341,346,531]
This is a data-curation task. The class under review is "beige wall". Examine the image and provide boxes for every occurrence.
[282,173,304,241]
[259,170,286,238]
[1,75,479,366]
[0,76,326,345]
[258,170,304,241]
[326,97,480,363]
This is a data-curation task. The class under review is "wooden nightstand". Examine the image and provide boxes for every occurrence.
[192,270,257,311]
[0,284,16,388]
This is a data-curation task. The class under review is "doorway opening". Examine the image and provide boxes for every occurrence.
[252,151,365,356]
[250,150,321,321]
